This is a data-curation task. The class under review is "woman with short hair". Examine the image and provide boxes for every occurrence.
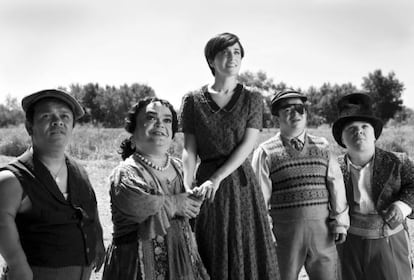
[180,33,280,279]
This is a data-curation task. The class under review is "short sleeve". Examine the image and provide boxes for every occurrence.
[180,93,195,133]
[247,90,263,129]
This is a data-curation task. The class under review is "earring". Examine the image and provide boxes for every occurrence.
[130,138,136,149]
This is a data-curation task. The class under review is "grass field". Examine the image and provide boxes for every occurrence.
[1,124,414,279]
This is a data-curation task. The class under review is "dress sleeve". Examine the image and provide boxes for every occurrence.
[109,164,178,239]
[247,90,263,129]
[180,93,195,133]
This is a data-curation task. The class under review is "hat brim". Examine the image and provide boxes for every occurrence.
[22,89,84,120]
[271,94,308,115]
[332,115,383,148]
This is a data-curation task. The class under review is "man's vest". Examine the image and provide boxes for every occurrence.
[261,134,330,220]
[0,150,99,267]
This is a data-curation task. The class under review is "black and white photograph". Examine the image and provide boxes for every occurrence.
[1,0,414,279]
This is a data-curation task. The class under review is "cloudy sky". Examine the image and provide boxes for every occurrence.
[1,0,413,110]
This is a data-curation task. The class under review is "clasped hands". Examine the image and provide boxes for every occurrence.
[175,192,203,219]
[191,178,220,203]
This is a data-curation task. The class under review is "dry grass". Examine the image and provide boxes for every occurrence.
[1,124,414,279]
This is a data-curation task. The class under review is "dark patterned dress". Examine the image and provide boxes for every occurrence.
[180,84,280,280]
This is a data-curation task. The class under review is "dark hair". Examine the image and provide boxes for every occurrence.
[204,32,245,76]
[25,97,77,127]
[119,97,178,160]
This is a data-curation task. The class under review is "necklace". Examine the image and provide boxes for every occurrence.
[50,161,66,180]
[135,152,170,171]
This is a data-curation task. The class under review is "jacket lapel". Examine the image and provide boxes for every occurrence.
[338,155,354,207]
[373,148,398,210]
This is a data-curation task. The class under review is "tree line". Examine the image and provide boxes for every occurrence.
[0,69,412,128]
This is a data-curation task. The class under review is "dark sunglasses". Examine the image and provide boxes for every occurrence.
[279,104,306,115]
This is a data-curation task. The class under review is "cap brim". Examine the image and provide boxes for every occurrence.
[271,94,307,115]
[22,89,84,120]
[332,115,383,148]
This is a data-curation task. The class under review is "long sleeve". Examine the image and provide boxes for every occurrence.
[398,153,414,217]
[252,146,276,242]
[326,153,350,234]
[252,146,272,209]
[109,163,178,240]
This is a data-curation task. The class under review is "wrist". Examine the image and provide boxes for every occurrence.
[209,175,222,185]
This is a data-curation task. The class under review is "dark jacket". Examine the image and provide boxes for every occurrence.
[338,147,414,219]
[0,149,102,267]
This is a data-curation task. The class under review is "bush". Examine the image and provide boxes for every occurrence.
[0,135,30,156]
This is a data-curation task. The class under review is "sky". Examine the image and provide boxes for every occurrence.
[1,0,413,110]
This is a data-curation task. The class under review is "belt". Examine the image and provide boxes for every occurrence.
[349,212,404,239]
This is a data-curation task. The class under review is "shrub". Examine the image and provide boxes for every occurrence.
[0,135,30,156]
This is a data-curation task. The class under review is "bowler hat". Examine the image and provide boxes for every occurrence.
[332,93,383,148]
[22,89,84,120]
[271,90,307,115]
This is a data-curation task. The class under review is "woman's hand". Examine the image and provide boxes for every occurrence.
[193,179,221,203]
[175,193,203,219]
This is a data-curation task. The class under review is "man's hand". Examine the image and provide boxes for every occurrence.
[383,204,404,229]
[335,233,346,244]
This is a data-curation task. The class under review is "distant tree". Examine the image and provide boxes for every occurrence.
[307,83,357,126]
[390,106,414,126]
[68,83,155,127]
[362,70,404,123]
[238,70,286,93]
[238,70,288,128]
[0,95,25,127]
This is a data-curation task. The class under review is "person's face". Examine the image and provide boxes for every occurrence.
[28,99,74,150]
[209,43,242,77]
[341,121,376,152]
[133,101,174,152]
[277,98,307,134]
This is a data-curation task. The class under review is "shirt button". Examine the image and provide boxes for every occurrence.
[86,248,90,253]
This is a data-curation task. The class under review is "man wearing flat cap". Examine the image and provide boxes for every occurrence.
[0,89,105,280]
[252,90,349,280]
[333,92,414,280]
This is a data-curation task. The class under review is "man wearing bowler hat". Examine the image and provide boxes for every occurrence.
[252,89,349,280]
[333,92,414,280]
[0,89,105,280]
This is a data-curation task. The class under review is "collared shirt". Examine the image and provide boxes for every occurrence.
[252,131,349,234]
[346,155,412,218]
[280,130,306,148]
[347,157,376,214]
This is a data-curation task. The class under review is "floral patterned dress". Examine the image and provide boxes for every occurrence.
[102,155,209,280]
[180,84,280,279]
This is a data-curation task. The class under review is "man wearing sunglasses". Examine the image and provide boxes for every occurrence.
[252,90,349,280]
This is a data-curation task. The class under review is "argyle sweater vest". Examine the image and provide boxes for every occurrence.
[261,134,330,215]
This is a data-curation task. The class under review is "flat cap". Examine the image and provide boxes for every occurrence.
[22,89,85,120]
